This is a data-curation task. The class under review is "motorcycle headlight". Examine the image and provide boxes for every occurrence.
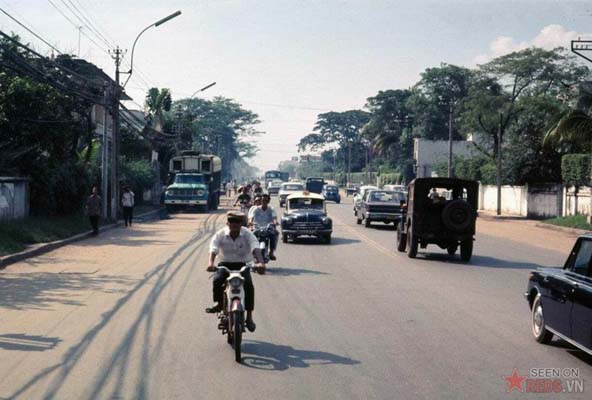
[229,276,242,289]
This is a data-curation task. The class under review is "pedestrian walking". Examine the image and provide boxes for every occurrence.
[85,186,101,235]
[122,185,135,227]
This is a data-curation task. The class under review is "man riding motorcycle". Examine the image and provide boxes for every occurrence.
[248,194,279,261]
[206,211,265,332]
[248,194,262,221]
[233,190,252,214]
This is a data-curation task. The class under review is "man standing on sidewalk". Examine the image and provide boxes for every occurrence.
[85,186,101,235]
[121,186,135,227]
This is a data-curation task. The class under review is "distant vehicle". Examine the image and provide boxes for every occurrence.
[525,235,592,356]
[264,170,289,188]
[278,182,305,207]
[281,191,332,243]
[353,185,378,215]
[165,151,222,212]
[383,184,406,192]
[356,190,406,227]
[396,177,478,261]
[266,179,283,196]
[346,184,360,197]
[322,184,341,204]
[305,177,325,194]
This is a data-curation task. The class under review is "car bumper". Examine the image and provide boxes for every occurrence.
[282,228,332,236]
[165,199,208,205]
[366,212,402,221]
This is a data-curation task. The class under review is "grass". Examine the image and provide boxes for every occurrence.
[0,214,92,256]
[543,215,592,231]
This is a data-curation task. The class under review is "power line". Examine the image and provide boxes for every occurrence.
[65,0,114,49]
[0,6,61,54]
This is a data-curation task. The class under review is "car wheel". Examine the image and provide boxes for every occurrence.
[447,245,457,256]
[356,215,362,224]
[532,293,554,344]
[406,225,418,258]
[336,200,340,204]
[460,239,473,262]
[324,234,331,244]
[282,234,287,243]
[396,222,406,252]
[364,217,371,228]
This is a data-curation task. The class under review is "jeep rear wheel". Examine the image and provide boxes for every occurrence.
[396,223,407,252]
[406,225,418,258]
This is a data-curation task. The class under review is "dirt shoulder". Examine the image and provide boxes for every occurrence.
[477,211,581,254]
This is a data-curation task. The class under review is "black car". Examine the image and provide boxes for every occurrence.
[280,192,332,243]
[525,235,592,355]
[356,190,406,227]
[397,177,478,261]
[305,177,325,194]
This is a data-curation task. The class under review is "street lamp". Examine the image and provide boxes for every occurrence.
[123,10,182,88]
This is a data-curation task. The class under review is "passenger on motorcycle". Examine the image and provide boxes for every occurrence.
[234,191,252,214]
[206,211,265,332]
[248,194,279,260]
[248,194,262,221]
[252,181,263,195]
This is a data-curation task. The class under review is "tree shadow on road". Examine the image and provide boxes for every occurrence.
[263,266,330,277]
[240,340,360,371]
[419,253,544,270]
[0,272,136,310]
[0,333,61,352]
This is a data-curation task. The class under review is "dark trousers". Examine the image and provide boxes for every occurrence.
[213,262,254,311]
[89,216,99,235]
[123,206,133,226]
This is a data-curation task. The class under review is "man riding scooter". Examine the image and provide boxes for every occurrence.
[248,194,279,261]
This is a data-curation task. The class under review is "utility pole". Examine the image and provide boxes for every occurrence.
[77,26,82,57]
[101,86,110,218]
[110,46,126,221]
[448,102,453,178]
[496,113,503,216]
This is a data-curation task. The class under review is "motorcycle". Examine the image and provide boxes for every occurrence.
[252,223,275,265]
[211,263,255,363]
[238,199,252,215]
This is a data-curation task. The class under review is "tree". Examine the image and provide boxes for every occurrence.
[145,88,172,131]
[298,110,370,182]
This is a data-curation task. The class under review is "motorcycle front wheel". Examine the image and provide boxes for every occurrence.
[233,311,243,362]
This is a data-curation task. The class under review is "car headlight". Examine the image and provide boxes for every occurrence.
[322,217,331,225]
[229,277,242,289]
[285,218,293,225]
[197,189,205,196]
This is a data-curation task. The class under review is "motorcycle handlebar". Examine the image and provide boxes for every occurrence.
[212,262,255,274]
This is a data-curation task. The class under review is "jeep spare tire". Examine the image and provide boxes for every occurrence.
[441,200,473,233]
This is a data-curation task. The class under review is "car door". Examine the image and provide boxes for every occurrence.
[568,240,592,351]
[543,239,592,338]
[360,191,370,216]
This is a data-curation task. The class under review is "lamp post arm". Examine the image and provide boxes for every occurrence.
[123,24,154,88]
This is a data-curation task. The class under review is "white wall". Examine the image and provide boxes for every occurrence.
[0,179,29,220]
[479,185,528,216]
[563,186,592,216]
[414,139,481,178]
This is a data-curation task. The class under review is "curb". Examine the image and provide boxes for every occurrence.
[0,207,165,270]
[534,222,590,236]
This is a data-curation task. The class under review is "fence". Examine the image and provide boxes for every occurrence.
[479,184,563,218]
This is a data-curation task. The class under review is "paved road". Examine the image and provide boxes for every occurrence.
[0,197,590,399]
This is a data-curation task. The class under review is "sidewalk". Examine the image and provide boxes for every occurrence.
[477,211,583,254]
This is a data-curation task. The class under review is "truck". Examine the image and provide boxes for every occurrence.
[164,151,222,212]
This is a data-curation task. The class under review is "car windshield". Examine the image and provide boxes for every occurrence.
[282,184,304,191]
[325,186,338,191]
[175,175,204,184]
[369,191,405,202]
[289,198,324,210]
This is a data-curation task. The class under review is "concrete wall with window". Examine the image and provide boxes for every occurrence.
[0,177,29,220]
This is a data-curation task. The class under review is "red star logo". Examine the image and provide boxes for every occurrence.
[504,369,527,392]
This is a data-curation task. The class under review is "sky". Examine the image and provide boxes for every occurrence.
[1,0,592,172]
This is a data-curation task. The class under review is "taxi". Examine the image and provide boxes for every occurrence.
[280,191,332,244]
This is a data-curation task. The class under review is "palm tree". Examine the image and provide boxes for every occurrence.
[145,88,172,132]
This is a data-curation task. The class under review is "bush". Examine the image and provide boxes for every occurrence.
[561,154,590,187]
[121,159,158,203]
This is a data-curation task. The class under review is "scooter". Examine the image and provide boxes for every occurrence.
[212,263,254,363]
[252,223,275,265]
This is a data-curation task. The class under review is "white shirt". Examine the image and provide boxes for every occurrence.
[248,205,258,221]
[122,191,135,207]
[250,206,277,227]
[209,226,259,263]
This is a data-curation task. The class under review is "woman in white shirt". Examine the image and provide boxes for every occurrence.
[121,186,135,227]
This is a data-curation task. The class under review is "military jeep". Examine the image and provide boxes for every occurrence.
[397,178,478,262]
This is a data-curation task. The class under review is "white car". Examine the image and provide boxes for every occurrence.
[383,184,406,192]
[267,179,284,195]
[353,185,378,215]
[278,182,305,207]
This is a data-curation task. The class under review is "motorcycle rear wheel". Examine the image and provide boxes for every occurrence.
[233,311,242,362]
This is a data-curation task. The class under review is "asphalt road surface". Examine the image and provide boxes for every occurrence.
[0,197,591,399]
